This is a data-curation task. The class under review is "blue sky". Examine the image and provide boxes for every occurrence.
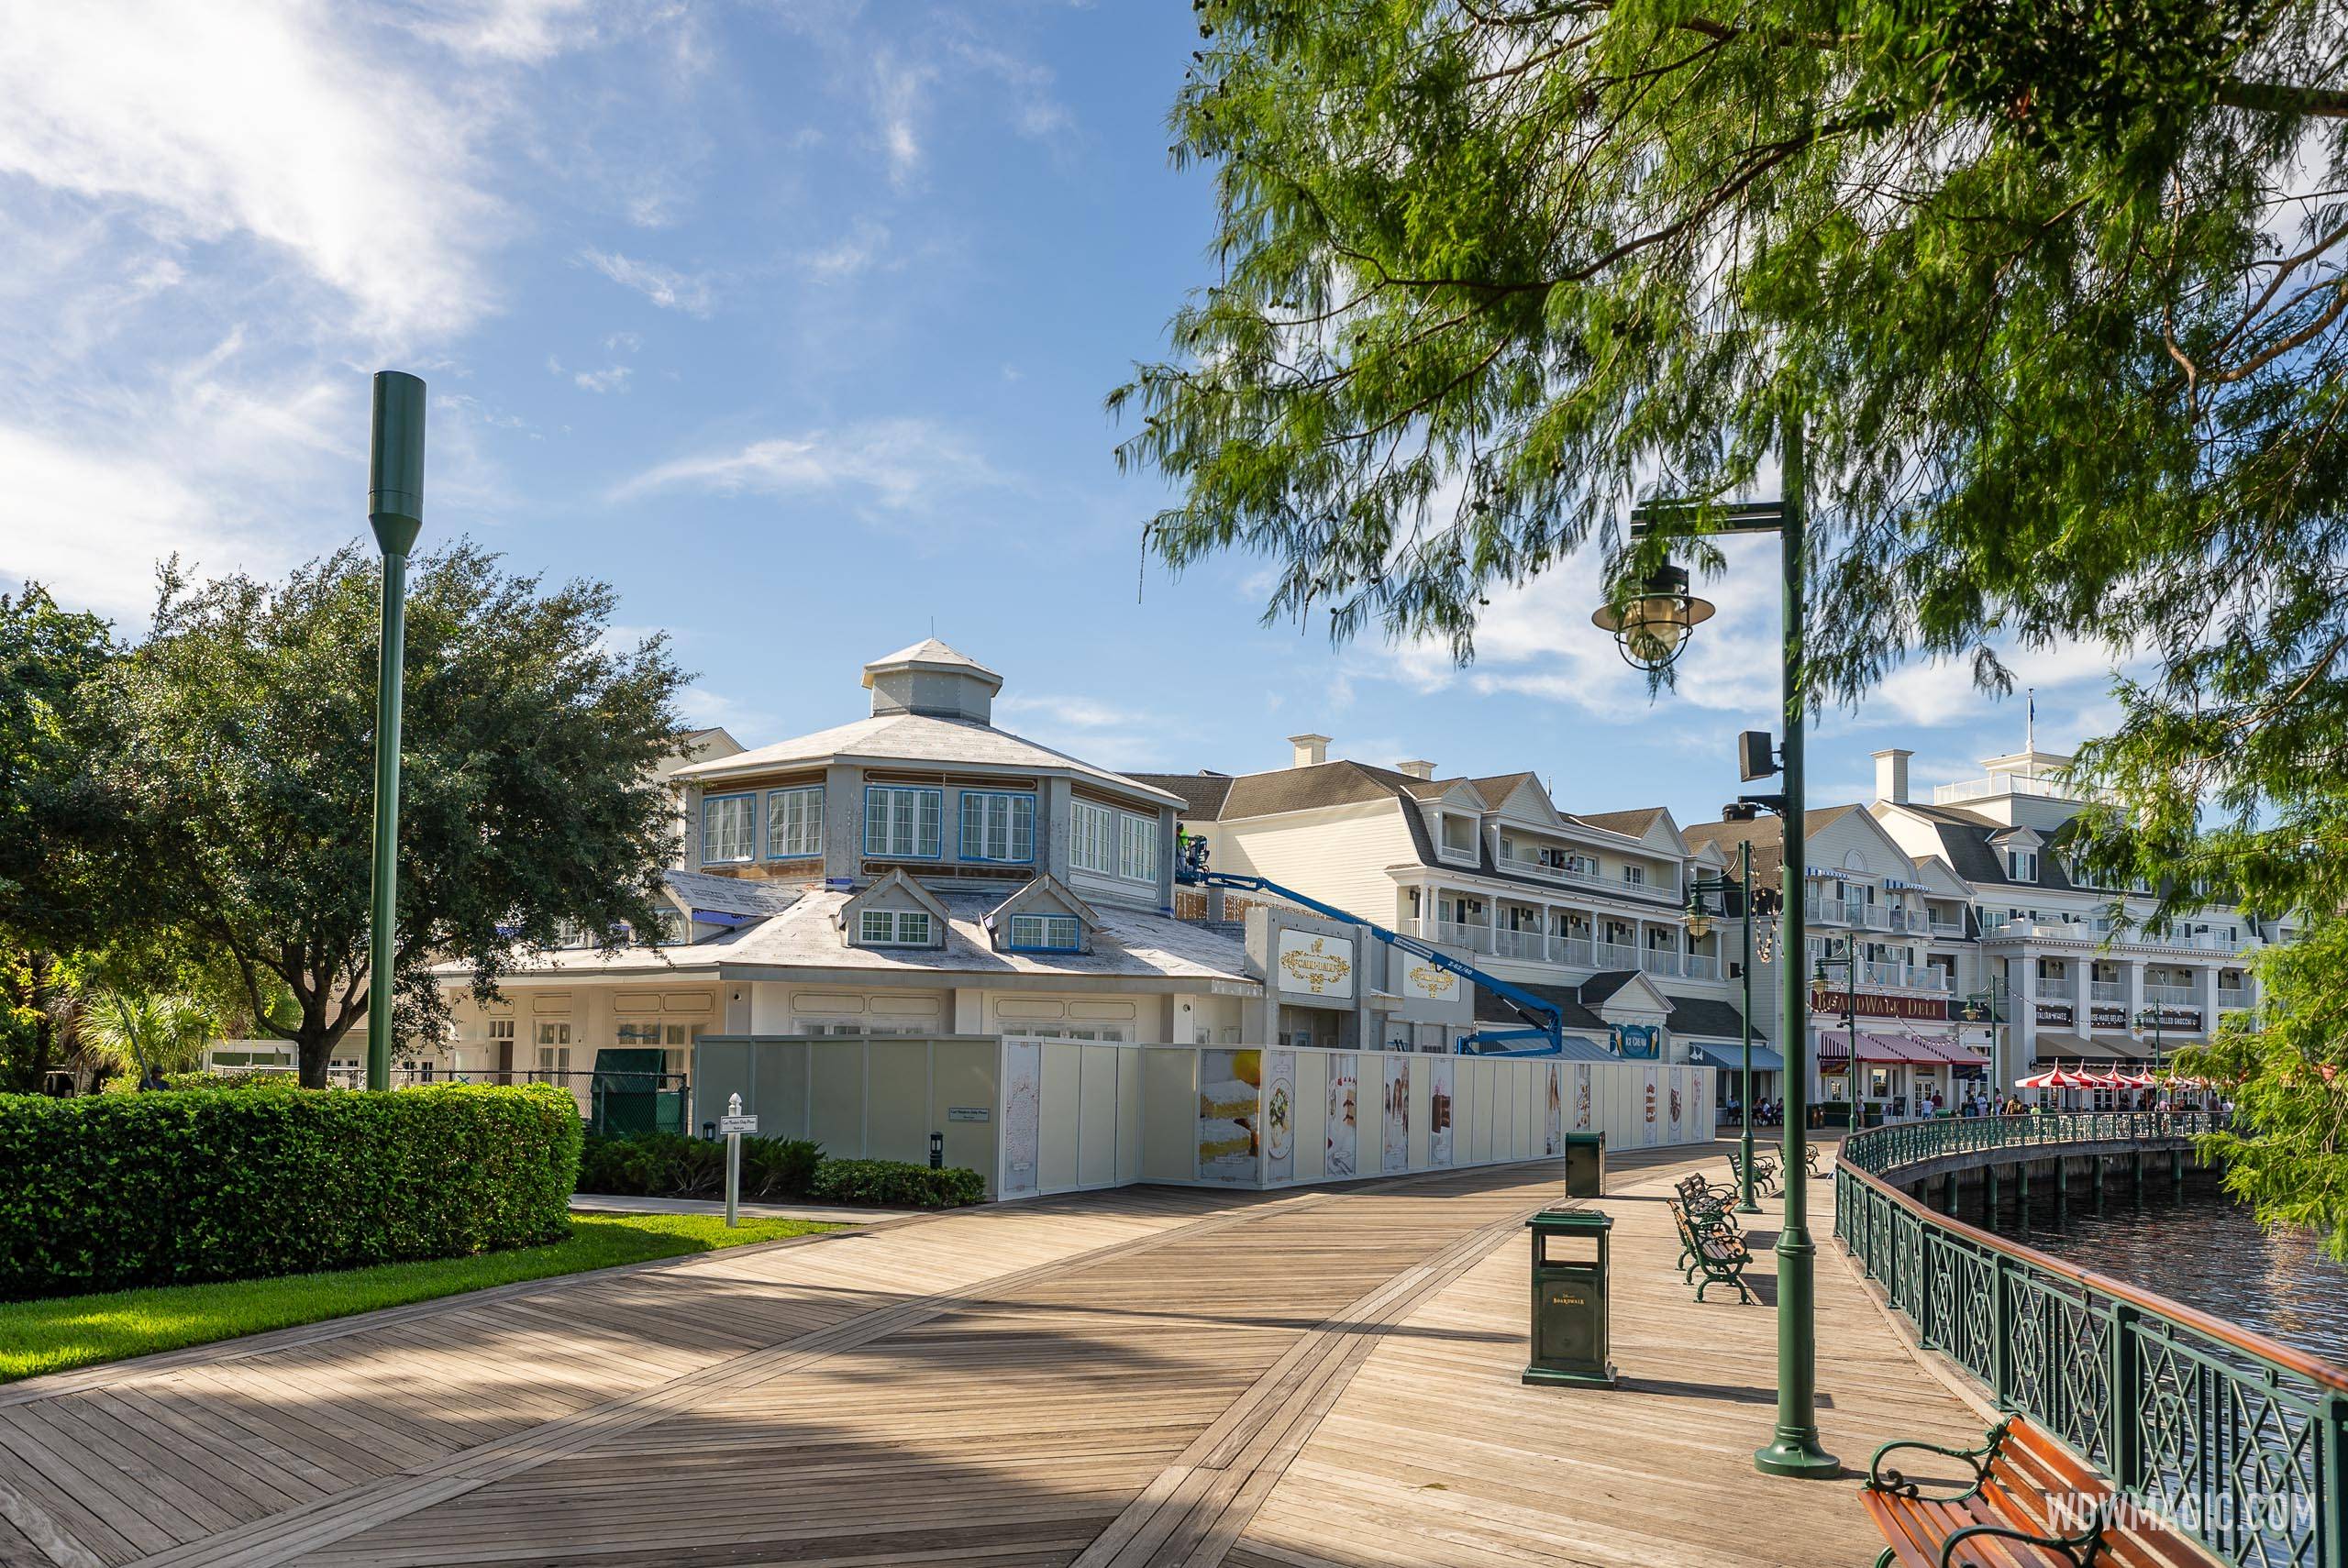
[0,1,2132,826]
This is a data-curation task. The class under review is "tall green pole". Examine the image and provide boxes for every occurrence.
[1755,403,1839,1478]
[1737,838,1760,1213]
[365,371,426,1093]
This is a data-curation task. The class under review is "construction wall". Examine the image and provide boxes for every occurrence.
[693,1037,1712,1199]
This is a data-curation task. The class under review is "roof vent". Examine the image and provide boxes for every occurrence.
[1394,759,1436,780]
[1288,733,1331,768]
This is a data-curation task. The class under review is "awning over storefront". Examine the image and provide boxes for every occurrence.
[1686,1041,1786,1074]
[1552,1034,1621,1063]
[2031,1032,2152,1064]
[1819,1031,1983,1068]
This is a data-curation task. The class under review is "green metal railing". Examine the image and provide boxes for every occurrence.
[1836,1114,2348,1568]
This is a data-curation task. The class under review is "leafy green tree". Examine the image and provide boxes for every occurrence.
[0,586,124,1093]
[96,544,688,1086]
[1116,2,2348,1242]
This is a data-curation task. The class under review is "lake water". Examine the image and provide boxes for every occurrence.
[2001,1180,2348,1371]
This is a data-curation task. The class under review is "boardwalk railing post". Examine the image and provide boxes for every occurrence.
[2109,1299,2140,1495]
[1991,1253,2013,1410]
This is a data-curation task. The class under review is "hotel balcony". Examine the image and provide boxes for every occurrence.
[1854,960,1951,992]
[2217,987,2253,1010]
[1979,917,2242,955]
[1412,921,1719,982]
[2144,981,2197,1005]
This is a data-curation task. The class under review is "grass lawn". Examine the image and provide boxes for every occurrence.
[0,1212,840,1385]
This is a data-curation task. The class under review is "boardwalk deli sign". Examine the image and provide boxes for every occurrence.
[1809,985,1950,1022]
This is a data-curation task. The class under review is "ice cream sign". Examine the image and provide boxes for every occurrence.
[1275,930,1355,998]
[1401,959,1458,1003]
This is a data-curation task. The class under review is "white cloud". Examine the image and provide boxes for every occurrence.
[399,0,604,62]
[869,50,937,185]
[572,365,632,393]
[997,694,1148,731]
[604,329,642,352]
[0,2,501,342]
[801,217,892,282]
[615,418,1002,513]
[578,247,714,315]
[676,683,772,739]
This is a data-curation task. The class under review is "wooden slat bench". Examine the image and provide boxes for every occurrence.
[1667,1198,1753,1303]
[1727,1147,1781,1197]
[1863,1414,2211,1567]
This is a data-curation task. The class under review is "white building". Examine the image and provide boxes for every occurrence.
[1135,742,1763,1083]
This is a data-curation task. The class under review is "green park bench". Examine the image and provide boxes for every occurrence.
[1727,1147,1781,1197]
[1674,1171,1739,1221]
[1862,1415,2160,1567]
[1667,1198,1753,1303]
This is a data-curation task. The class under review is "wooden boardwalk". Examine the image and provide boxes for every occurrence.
[0,1143,1983,1568]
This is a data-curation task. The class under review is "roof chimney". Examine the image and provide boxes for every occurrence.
[1394,759,1436,780]
[1288,733,1331,769]
[1874,747,1913,805]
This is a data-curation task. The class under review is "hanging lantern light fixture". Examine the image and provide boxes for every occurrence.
[1590,562,1715,671]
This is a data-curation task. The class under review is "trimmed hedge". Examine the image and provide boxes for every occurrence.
[576,1132,981,1209]
[809,1158,985,1209]
[0,1085,581,1301]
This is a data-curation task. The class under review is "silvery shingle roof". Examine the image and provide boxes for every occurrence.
[667,711,1182,802]
[664,867,803,918]
[722,889,1257,985]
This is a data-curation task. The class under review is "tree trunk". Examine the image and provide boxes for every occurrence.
[296,1026,337,1088]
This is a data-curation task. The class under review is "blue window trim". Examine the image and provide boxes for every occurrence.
[766,784,825,859]
[957,789,1037,865]
[863,784,945,859]
[701,790,758,865]
[1002,910,1083,953]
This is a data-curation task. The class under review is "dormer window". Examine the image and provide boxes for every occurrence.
[1007,913,1081,951]
[2007,849,2038,882]
[1438,814,1478,857]
[858,909,934,945]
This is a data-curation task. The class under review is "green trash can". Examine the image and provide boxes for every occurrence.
[1563,1131,1605,1198]
[1523,1208,1615,1387]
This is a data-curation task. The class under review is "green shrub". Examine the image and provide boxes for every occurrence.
[0,1084,581,1301]
[575,1134,979,1209]
[102,1071,301,1095]
[809,1158,984,1209]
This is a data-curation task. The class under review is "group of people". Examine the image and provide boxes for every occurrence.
[1720,1096,1787,1126]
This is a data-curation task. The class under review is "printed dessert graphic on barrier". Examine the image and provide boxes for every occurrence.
[1327,1055,1358,1176]
[1382,1055,1410,1172]
[1002,1041,1042,1198]
[1429,1058,1455,1166]
[1573,1063,1593,1131]
[1198,1048,1261,1182]
[1545,1063,1563,1156]
[1263,1050,1295,1183]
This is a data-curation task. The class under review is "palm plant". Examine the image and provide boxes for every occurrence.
[78,990,221,1084]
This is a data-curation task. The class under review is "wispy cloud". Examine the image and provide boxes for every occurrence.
[614,418,1002,513]
[0,2,504,343]
[801,217,892,282]
[573,364,632,393]
[578,247,714,315]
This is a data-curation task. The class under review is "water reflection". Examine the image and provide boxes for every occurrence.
[1983,1177,2348,1370]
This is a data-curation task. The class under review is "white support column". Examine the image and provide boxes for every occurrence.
[2196,965,2220,1035]
[2072,957,2093,1034]
[2125,960,2146,1041]
[2011,955,2038,1082]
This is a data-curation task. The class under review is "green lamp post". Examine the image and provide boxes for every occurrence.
[1687,839,1764,1214]
[365,371,426,1093]
[1603,400,1839,1480]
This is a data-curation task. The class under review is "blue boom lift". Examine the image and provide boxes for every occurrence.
[1174,842,1566,1055]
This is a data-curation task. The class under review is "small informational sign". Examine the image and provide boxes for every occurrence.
[717,1113,758,1135]
[948,1106,991,1122]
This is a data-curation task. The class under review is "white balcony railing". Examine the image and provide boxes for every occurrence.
[1928,916,1967,936]
[1494,852,1610,891]
[1683,953,1722,981]
[2089,981,2125,1002]
[2217,988,2253,1010]
[1593,941,1640,971]
[2145,982,2197,1005]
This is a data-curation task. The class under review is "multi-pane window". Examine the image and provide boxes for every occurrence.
[959,791,1035,863]
[864,786,943,858]
[1621,864,1645,887]
[701,792,756,865]
[1008,912,1081,950]
[1072,801,1162,882]
[858,908,934,945]
[767,786,824,858]
[2007,850,2038,882]
[1118,812,1158,881]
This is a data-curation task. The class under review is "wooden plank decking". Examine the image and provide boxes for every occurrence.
[0,1144,1983,1568]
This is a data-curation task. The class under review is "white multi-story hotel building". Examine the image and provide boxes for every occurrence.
[1136,740,1765,1080]
[1686,743,2282,1119]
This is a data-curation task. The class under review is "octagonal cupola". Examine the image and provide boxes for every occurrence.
[861,637,1004,723]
